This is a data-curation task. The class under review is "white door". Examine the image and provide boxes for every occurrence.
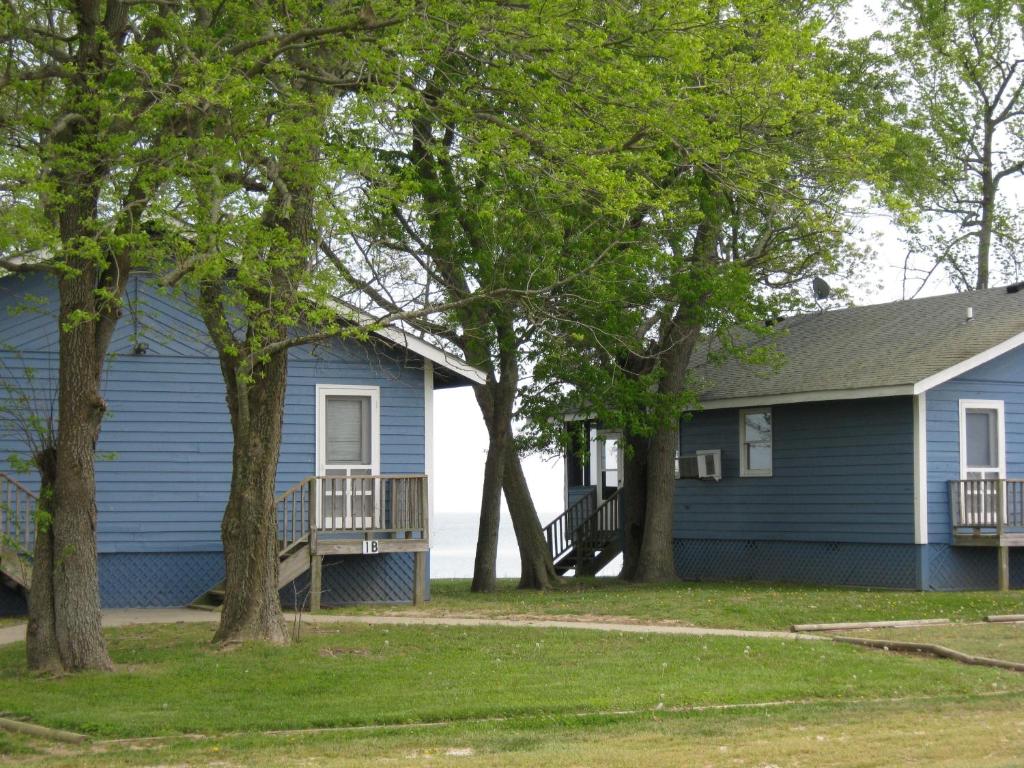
[595,431,623,505]
[316,386,380,529]
[960,401,1005,526]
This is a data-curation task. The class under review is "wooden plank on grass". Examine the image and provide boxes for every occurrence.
[791,618,951,633]
[833,636,1024,673]
[0,716,87,744]
[985,614,1024,623]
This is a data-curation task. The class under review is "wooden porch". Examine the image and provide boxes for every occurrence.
[191,474,429,611]
[949,479,1024,591]
[543,488,622,576]
[0,472,35,593]
[3,469,429,610]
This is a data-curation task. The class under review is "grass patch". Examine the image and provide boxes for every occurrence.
[0,617,25,629]
[340,578,1024,631]
[847,622,1024,663]
[0,730,43,757]
[6,694,1024,767]
[0,622,1022,739]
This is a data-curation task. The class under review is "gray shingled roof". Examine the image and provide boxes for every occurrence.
[690,285,1024,403]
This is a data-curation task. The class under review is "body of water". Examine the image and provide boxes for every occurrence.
[431,511,523,579]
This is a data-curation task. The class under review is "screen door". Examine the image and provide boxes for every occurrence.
[318,388,379,529]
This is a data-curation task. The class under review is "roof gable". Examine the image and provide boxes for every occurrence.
[692,286,1024,408]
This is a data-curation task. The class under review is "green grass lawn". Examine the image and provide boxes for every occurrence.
[0,617,23,628]
[846,621,1024,663]
[3,690,1023,767]
[2,588,1024,767]
[339,578,1024,630]
[1,621,1022,739]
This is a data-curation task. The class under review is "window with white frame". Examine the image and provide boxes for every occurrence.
[958,399,1005,481]
[739,408,772,477]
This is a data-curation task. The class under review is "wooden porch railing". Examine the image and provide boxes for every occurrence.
[543,489,620,565]
[950,478,1024,536]
[0,472,37,554]
[276,475,429,550]
[543,490,596,564]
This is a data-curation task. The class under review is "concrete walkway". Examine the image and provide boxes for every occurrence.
[0,609,821,648]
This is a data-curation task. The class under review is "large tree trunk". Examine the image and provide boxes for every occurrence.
[631,424,680,582]
[628,318,699,584]
[49,264,114,670]
[619,431,649,581]
[213,355,289,645]
[471,428,505,593]
[471,381,512,592]
[26,449,60,672]
[503,451,560,590]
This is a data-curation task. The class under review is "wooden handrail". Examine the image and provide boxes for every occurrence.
[543,488,621,564]
[543,489,595,562]
[950,478,1024,534]
[276,475,429,551]
[0,471,38,554]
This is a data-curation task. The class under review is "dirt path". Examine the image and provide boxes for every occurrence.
[0,608,820,647]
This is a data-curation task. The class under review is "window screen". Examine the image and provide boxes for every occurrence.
[325,395,371,465]
[965,409,995,468]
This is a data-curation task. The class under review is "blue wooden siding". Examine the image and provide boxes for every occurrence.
[926,345,1024,544]
[675,398,915,544]
[0,273,425,560]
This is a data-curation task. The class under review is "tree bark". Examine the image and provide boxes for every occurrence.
[502,451,560,590]
[619,430,649,581]
[26,449,60,673]
[213,356,289,645]
[976,120,994,290]
[49,262,115,670]
[471,381,510,593]
[632,423,680,582]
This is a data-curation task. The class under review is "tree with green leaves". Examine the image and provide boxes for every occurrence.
[888,0,1024,290]
[335,1,684,591]
[0,0,186,671]
[157,0,416,644]
[521,0,917,581]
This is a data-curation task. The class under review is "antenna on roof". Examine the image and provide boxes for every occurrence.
[812,276,831,304]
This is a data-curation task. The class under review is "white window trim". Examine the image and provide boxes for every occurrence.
[423,361,434,539]
[913,393,928,545]
[739,407,773,478]
[315,384,382,477]
[958,398,1005,480]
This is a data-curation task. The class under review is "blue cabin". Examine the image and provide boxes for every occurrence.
[0,272,482,615]
[555,286,1024,590]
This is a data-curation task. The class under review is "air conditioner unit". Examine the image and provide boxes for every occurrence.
[695,449,722,481]
[676,452,697,479]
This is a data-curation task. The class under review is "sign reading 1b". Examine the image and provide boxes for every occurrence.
[361,540,380,555]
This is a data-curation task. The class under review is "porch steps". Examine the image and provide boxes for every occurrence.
[543,489,623,577]
[189,536,312,611]
[0,543,32,592]
[1,472,37,597]
[552,541,622,577]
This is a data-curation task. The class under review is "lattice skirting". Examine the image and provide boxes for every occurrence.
[99,552,224,608]
[0,553,223,611]
[5,551,430,611]
[925,544,1024,591]
[673,539,921,589]
[280,553,430,608]
[674,539,1024,591]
